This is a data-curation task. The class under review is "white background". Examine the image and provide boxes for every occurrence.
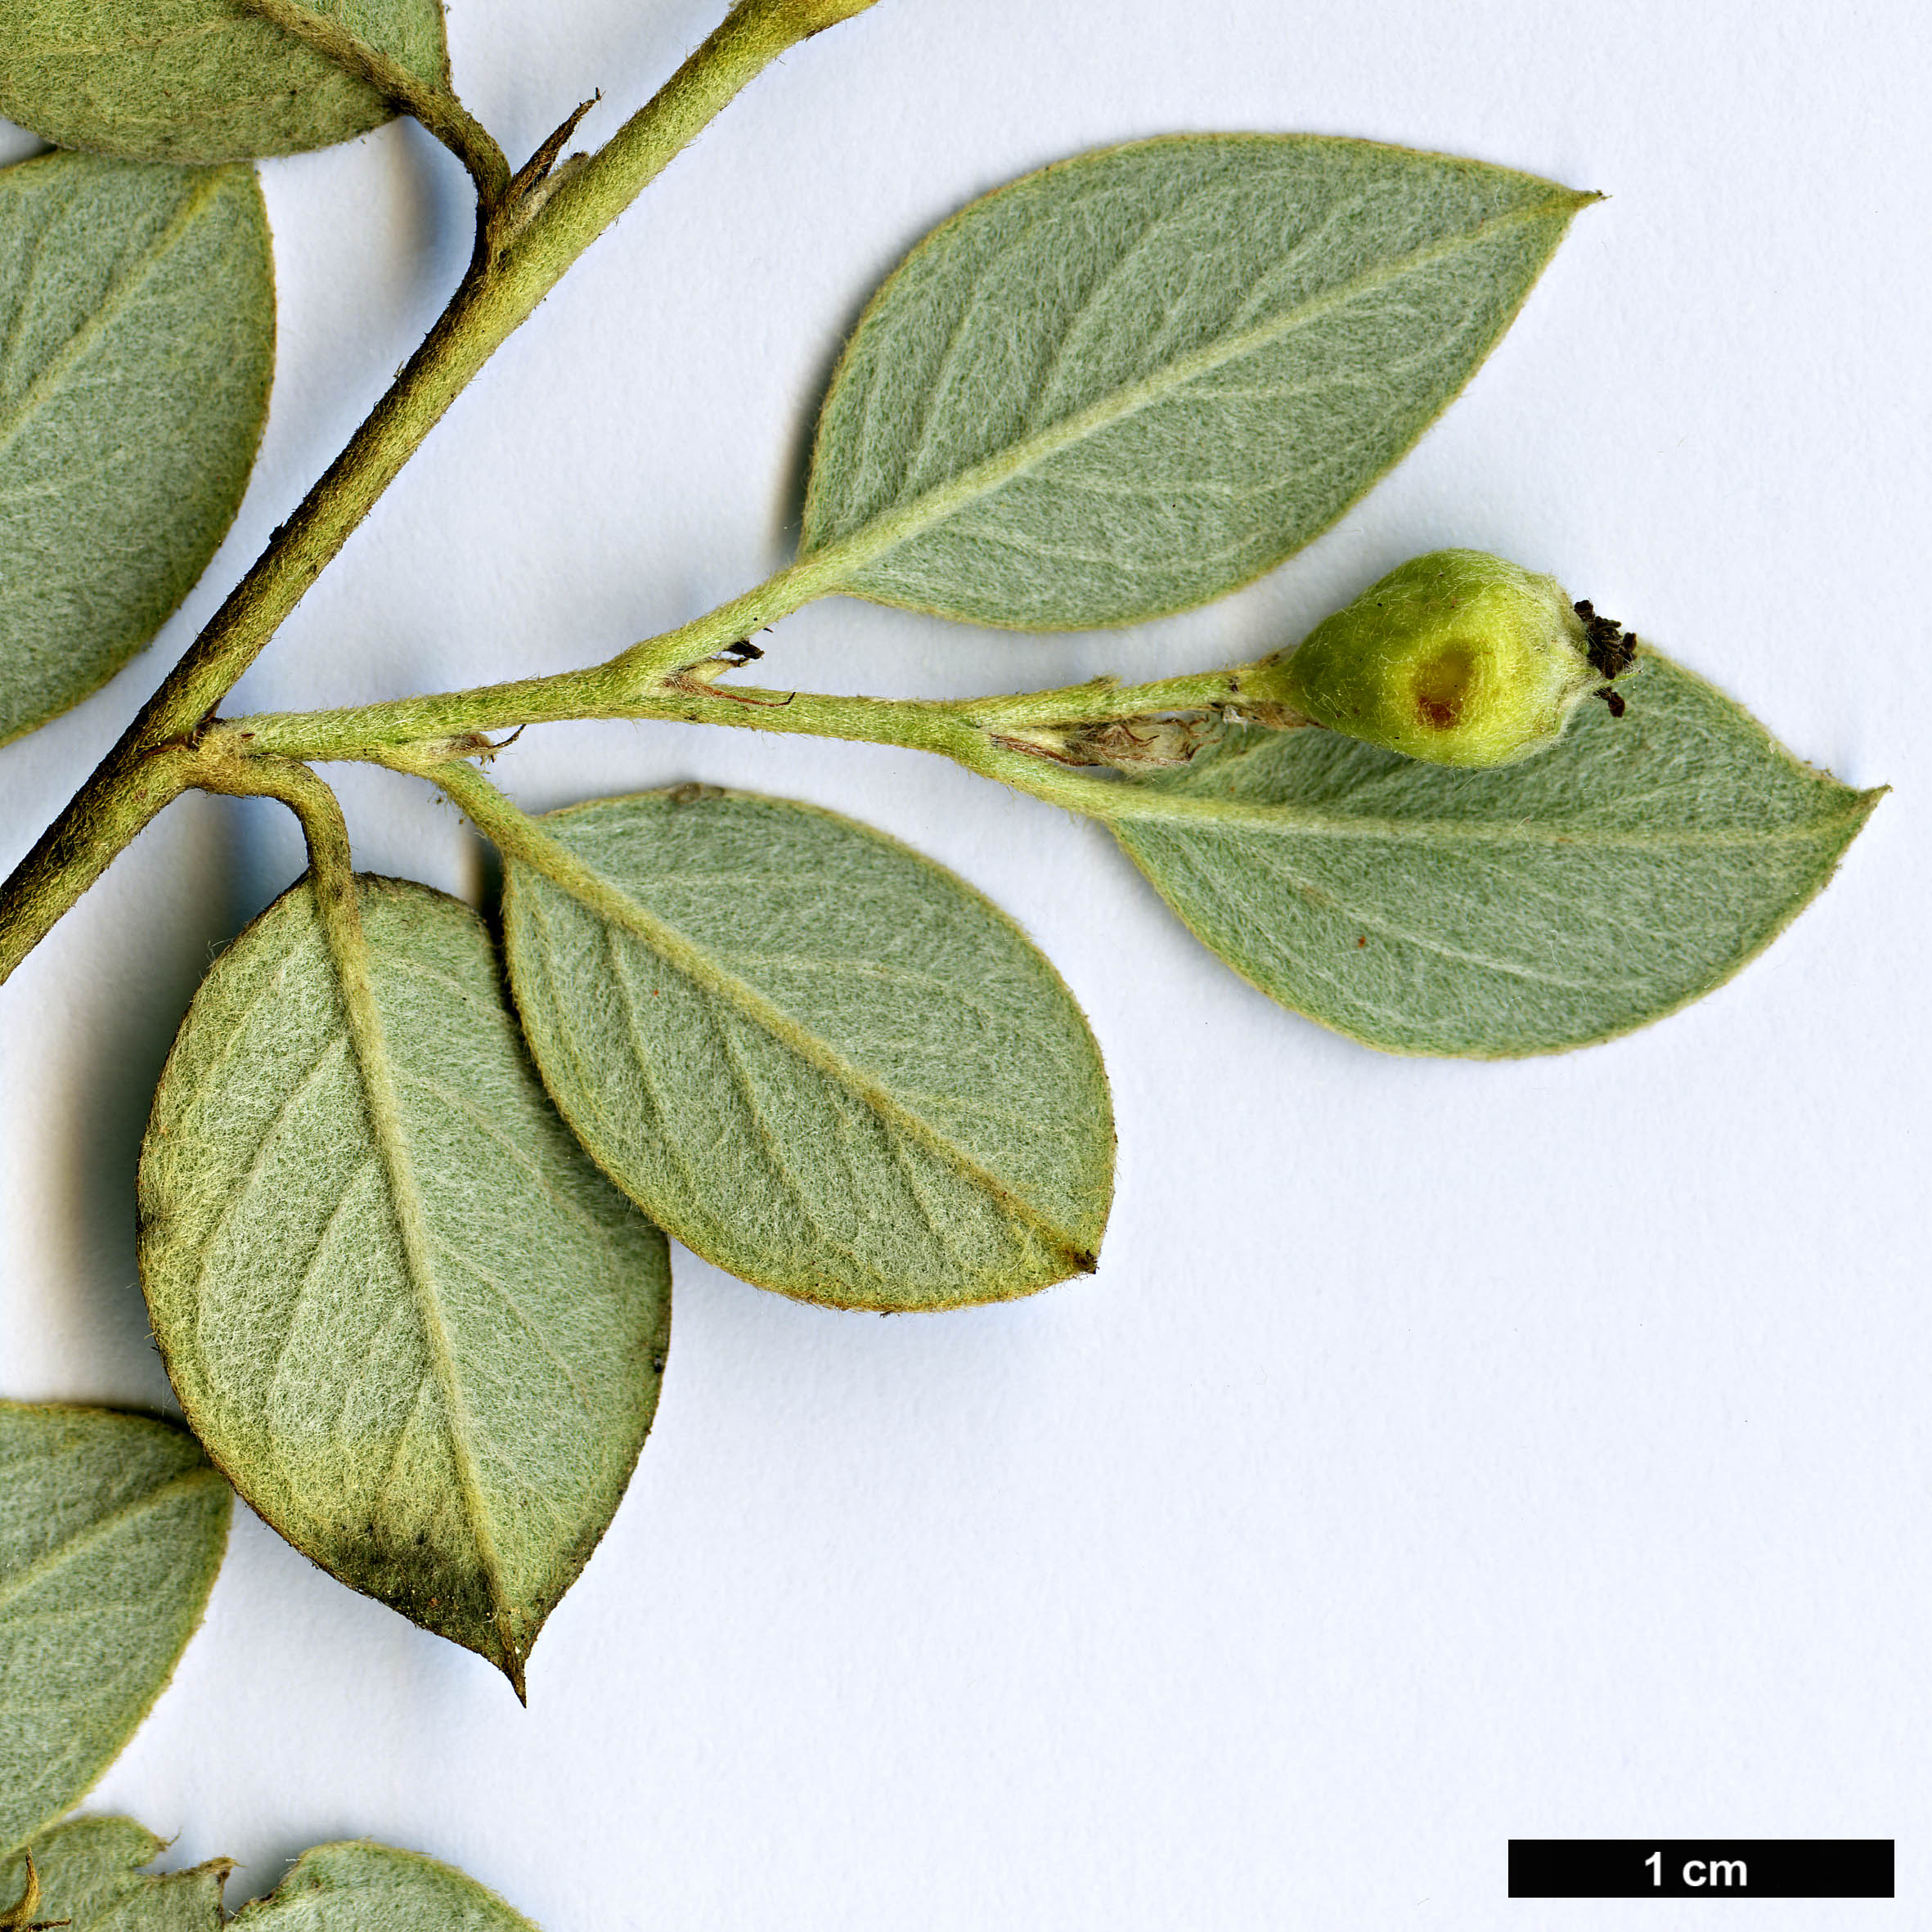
[2,1,1927,1925]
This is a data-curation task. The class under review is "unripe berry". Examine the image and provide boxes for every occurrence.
[1250,550,1633,767]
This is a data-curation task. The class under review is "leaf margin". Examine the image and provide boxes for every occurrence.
[0,1401,232,1856]
[230,1838,541,1931]
[4,1815,231,1930]
[0,0,453,166]
[0,150,276,748]
[798,130,1598,633]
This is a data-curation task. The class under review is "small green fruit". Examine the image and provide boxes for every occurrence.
[1254,550,1631,767]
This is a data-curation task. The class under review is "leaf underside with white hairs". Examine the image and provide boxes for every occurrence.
[801,134,1593,630]
[3,1818,228,1932]
[231,1840,541,1931]
[138,878,670,1695]
[501,789,1115,1310]
[0,153,273,747]
[0,1406,230,1857]
[1115,650,1881,1056]
[0,0,452,163]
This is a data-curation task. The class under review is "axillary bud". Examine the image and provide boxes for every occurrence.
[1249,550,1634,767]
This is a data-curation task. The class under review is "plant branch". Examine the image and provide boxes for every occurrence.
[379,693,1276,834]
[238,0,514,205]
[221,640,1311,832]
[211,541,1305,765]
[0,0,883,989]
[221,651,1272,762]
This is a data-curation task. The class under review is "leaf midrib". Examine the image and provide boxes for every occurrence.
[514,838,1097,1270]
[803,192,1579,586]
[325,910,521,1678]
[1112,784,1878,847]
[34,20,237,59]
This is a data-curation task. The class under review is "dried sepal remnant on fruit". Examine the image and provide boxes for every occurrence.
[1575,599,1640,716]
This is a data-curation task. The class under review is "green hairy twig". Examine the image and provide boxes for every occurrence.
[0,0,876,982]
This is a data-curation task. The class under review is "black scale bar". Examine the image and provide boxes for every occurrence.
[1509,1840,1894,1898]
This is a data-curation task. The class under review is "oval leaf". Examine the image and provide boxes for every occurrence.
[499,789,1115,1310]
[0,1405,230,1853]
[231,1841,540,1931]
[5,1819,228,1930]
[0,152,273,747]
[799,135,1593,631]
[1114,651,1881,1056]
[0,0,452,164]
[137,878,671,1696]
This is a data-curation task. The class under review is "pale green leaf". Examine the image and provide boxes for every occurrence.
[1114,650,1881,1056]
[0,1406,230,1853]
[499,789,1115,1310]
[799,135,1592,631]
[231,1841,539,1932]
[4,1819,227,1931]
[137,878,671,1696]
[0,152,273,747]
[0,0,451,164]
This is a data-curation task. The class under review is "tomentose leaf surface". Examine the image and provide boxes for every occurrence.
[231,1840,541,1932]
[138,878,670,1695]
[0,1405,230,1854]
[4,1819,228,1932]
[0,153,273,746]
[6,1829,538,1932]
[0,0,452,164]
[501,789,1115,1310]
[1115,650,1880,1055]
[802,135,1592,630]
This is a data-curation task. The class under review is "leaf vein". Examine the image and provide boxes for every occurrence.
[0,172,227,467]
